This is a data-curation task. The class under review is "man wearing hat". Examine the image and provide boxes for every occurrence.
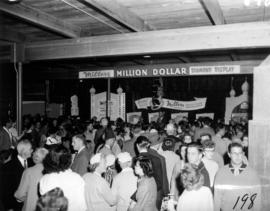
[158,137,180,187]
[83,153,117,211]
[111,152,138,211]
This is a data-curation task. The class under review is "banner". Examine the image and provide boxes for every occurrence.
[109,93,126,121]
[79,69,114,79]
[135,97,207,111]
[79,64,243,79]
[91,92,107,120]
[91,92,126,121]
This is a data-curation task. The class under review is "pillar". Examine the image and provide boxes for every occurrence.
[249,55,270,211]
[16,62,22,134]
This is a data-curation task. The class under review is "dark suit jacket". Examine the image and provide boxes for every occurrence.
[148,148,169,195]
[140,152,163,192]
[0,127,12,151]
[71,147,91,176]
[198,161,211,189]
[1,156,33,210]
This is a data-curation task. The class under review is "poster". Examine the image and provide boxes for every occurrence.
[196,113,214,120]
[91,92,126,121]
[126,112,142,124]
[171,112,188,123]
[148,112,159,123]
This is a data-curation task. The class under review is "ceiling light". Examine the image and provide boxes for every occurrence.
[143,55,151,58]
[5,0,22,4]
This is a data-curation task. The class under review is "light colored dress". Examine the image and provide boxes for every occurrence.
[177,186,214,211]
[39,169,87,211]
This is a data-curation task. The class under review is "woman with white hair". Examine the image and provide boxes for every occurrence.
[15,147,49,211]
[83,153,117,211]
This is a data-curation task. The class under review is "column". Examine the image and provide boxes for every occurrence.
[249,55,270,211]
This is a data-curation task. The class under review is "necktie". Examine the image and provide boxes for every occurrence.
[24,159,28,169]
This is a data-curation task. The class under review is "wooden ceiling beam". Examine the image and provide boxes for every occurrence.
[25,21,270,61]
[199,0,226,25]
[78,0,154,31]
[0,26,26,43]
[0,2,81,38]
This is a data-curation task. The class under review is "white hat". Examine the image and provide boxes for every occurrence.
[90,153,102,165]
[117,152,132,163]
[165,123,175,131]
[105,154,116,167]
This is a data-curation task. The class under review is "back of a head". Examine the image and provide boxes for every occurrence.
[134,135,150,156]
[181,163,204,191]
[36,187,68,211]
[42,146,72,174]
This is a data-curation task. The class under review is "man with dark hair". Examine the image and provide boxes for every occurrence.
[187,143,210,189]
[135,135,167,209]
[0,118,14,151]
[71,134,91,176]
[214,142,261,211]
[201,140,219,188]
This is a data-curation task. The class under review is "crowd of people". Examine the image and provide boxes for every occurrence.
[0,113,262,211]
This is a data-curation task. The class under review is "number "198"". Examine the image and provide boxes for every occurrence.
[233,193,257,210]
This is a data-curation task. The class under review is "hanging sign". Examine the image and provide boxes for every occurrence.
[79,64,243,79]
[189,65,240,75]
[79,69,114,79]
[135,97,207,111]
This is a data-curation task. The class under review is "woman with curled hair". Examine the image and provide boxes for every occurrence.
[176,163,213,211]
[83,153,117,211]
[129,156,157,211]
[39,146,87,211]
[36,187,68,211]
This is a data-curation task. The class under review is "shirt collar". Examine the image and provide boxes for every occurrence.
[229,163,247,175]
[77,146,85,154]
[17,155,26,167]
[121,167,133,173]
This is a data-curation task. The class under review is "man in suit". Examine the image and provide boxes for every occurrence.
[135,135,167,209]
[2,139,33,211]
[0,118,13,151]
[71,134,91,176]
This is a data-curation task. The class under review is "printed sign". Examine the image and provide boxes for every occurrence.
[148,112,159,123]
[196,113,214,120]
[126,112,142,124]
[135,97,207,111]
[189,65,240,75]
[115,65,188,78]
[79,70,114,79]
[79,65,242,79]
[171,112,189,123]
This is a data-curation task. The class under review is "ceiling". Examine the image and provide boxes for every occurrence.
[0,0,270,70]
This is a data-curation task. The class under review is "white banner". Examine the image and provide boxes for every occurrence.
[189,65,240,75]
[79,70,114,79]
[135,97,207,111]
